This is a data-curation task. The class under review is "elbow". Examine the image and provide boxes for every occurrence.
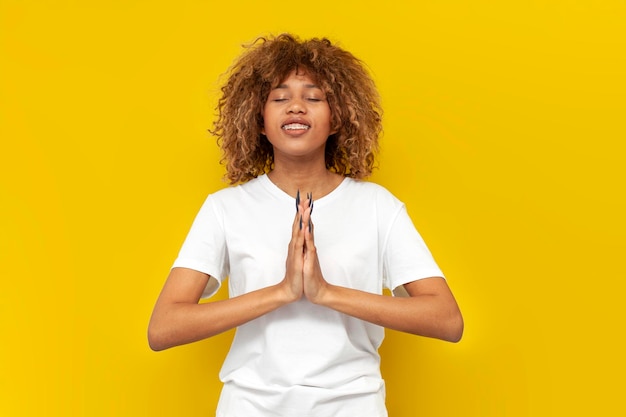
[147,334,164,352]
[444,312,464,343]
[147,321,171,352]
[147,328,163,352]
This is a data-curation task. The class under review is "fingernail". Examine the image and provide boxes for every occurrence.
[299,215,303,230]
[308,218,312,233]
[296,189,300,211]
[310,194,314,214]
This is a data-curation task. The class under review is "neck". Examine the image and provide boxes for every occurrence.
[268,159,342,199]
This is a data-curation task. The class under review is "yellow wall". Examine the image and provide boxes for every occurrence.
[1,0,624,415]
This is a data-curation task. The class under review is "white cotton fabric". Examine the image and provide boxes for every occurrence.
[172,174,444,417]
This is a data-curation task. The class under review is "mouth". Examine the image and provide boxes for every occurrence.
[282,123,310,131]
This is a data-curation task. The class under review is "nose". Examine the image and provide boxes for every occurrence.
[287,98,306,114]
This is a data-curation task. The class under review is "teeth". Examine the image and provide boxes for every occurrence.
[282,123,310,130]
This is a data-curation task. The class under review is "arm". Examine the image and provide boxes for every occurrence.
[301,208,463,343]
[311,277,463,342]
[147,268,296,351]
[148,208,307,351]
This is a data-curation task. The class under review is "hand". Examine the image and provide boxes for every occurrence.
[280,198,306,302]
[301,196,329,304]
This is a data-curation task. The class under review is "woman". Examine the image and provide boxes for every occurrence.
[148,33,463,417]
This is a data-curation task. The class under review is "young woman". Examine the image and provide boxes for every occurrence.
[148,33,463,417]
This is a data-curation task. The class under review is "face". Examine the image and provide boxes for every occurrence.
[262,70,334,162]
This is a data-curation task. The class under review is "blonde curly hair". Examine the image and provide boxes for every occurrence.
[211,33,382,184]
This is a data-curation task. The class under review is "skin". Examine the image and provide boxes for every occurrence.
[148,71,463,351]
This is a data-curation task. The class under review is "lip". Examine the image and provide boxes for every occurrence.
[280,117,311,136]
[281,117,311,129]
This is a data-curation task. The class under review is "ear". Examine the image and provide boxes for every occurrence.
[329,123,339,136]
[329,115,340,136]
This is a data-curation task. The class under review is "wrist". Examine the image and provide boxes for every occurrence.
[310,282,335,306]
[275,280,301,304]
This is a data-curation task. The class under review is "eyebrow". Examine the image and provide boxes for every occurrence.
[274,83,321,90]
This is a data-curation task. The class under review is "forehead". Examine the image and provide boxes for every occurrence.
[274,68,321,88]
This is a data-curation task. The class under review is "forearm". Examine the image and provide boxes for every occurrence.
[148,283,292,351]
[316,282,463,342]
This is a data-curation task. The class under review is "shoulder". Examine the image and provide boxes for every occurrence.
[343,178,403,208]
[197,176,271,222]
[207,176,265,202]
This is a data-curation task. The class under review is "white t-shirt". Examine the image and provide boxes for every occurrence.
[173,174,444,417]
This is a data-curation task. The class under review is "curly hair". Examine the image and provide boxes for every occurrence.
[211,33,382,184]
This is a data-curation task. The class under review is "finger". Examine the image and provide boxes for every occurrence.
[303,209,314,246]
[305,193,314,234]
[290,207,306,256]
[295,189,300,212]
[290,207,301,239]
[294,190,308,231]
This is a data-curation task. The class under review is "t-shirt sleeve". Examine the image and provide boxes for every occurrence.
[172,195,229,298]
[383,204,444,293]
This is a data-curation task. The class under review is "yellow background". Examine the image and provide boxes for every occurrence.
[1,0,625,415]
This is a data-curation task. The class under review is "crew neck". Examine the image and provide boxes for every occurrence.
[259,173,350,207]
